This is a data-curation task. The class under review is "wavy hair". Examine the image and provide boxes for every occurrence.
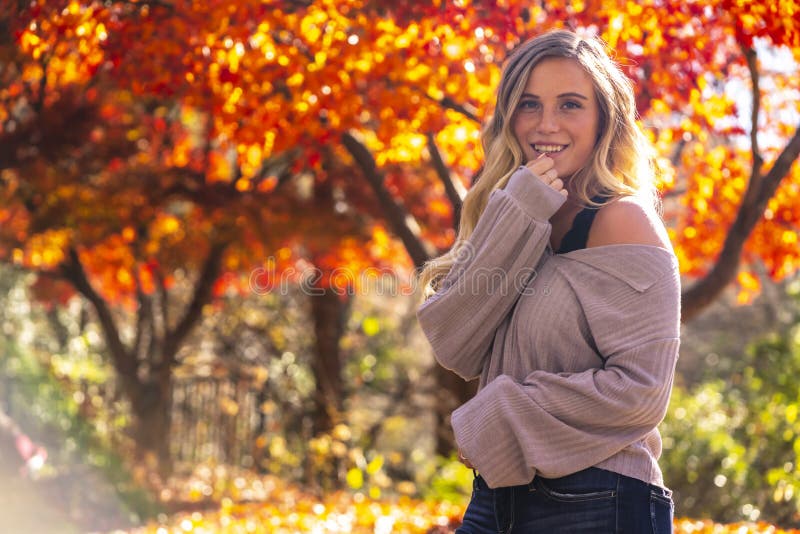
[418,29,658,295]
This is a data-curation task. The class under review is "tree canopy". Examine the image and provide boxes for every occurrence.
[2,0,800,313]
[2,0,800,469]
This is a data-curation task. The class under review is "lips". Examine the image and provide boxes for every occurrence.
[533,143,568,153]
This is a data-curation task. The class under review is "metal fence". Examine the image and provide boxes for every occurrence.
[0,363,277,471]
[170,375,269,468]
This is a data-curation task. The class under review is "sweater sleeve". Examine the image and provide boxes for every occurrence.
[417,167,566,380]
[451,260,681,488]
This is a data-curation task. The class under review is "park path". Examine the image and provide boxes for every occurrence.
[0,417,136,534]
[0,434,83,534]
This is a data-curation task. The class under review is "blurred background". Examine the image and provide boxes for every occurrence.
[1,0,800,532]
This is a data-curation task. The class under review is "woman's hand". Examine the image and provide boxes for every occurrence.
[458,449,474,469]
[524,155,567,197]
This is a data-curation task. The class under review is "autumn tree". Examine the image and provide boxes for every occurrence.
[2,0,800,470]
[0,0,408,476]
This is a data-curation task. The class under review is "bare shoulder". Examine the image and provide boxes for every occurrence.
[587,195,672,250]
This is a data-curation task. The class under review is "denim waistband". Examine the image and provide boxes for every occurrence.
[474,467,672,498]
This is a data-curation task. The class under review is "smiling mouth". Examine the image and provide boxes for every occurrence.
[533,144,567,153]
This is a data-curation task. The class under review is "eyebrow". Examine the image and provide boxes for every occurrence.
[521,92,589,100]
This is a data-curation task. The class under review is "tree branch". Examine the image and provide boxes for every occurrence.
[112,0,175,11]
[155,266,170,336]
[33,56,49,115]
[670,137,687,167]
[661,187,687,199]
[160,240,228,368]
[679,46,800,322]
[745,46,763,174]
[740,46,764,211]
[426,133,463,233]
[681,121,800,321]
[341,131,432,269]
[132,279,148,360]
[59,248,138,382]
[421,93,480,124]
[758,123,800,207]
[250,148,300,192]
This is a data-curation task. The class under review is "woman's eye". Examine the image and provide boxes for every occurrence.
[562,101,582,110]
[518,100,540,110]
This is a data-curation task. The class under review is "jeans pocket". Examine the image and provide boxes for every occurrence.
[649,489,674,534]
[534,478,617,503]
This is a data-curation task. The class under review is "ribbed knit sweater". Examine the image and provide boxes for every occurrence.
[417,166,681,490]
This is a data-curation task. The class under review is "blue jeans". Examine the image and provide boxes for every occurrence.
[456,467,674,533]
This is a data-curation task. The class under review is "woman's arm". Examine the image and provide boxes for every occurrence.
[453,332,679,487]
[417,167,566,380]
[451,203,681,487]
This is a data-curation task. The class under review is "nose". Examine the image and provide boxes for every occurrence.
[537,106,559,134]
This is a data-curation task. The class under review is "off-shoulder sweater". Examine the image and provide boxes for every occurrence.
[417,166,681,490]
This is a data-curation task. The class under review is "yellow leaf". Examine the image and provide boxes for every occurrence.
[219,396,239,416]
[366,454,384,475]
[287,72,304,87]
[362,317,380,336]
[788,404,798,424]
[332,424,351,441]
[346,467,363,489]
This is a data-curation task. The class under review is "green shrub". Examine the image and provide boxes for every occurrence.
[661,322,800,527]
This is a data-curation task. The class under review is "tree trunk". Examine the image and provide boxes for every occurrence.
[305,287,350,490]
[434,366,477,456]
[308,288,349,436]
[128,370,173,478]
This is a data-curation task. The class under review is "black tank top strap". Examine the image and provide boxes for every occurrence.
[556,194,608,254]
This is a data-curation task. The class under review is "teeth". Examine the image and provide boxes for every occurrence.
[534,144,566,153]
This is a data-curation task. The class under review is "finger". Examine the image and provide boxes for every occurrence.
[538,168,557,185]
[550,177,563,190]
[526,156,553,174]
[526,165,548,181]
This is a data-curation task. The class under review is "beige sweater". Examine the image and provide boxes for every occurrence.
[417,166,681,489]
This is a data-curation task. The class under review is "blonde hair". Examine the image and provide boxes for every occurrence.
[418,29,658,295]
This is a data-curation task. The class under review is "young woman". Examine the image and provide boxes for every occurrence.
[417,29,680,533]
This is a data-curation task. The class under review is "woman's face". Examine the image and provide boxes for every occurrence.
[511,57,601,179]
